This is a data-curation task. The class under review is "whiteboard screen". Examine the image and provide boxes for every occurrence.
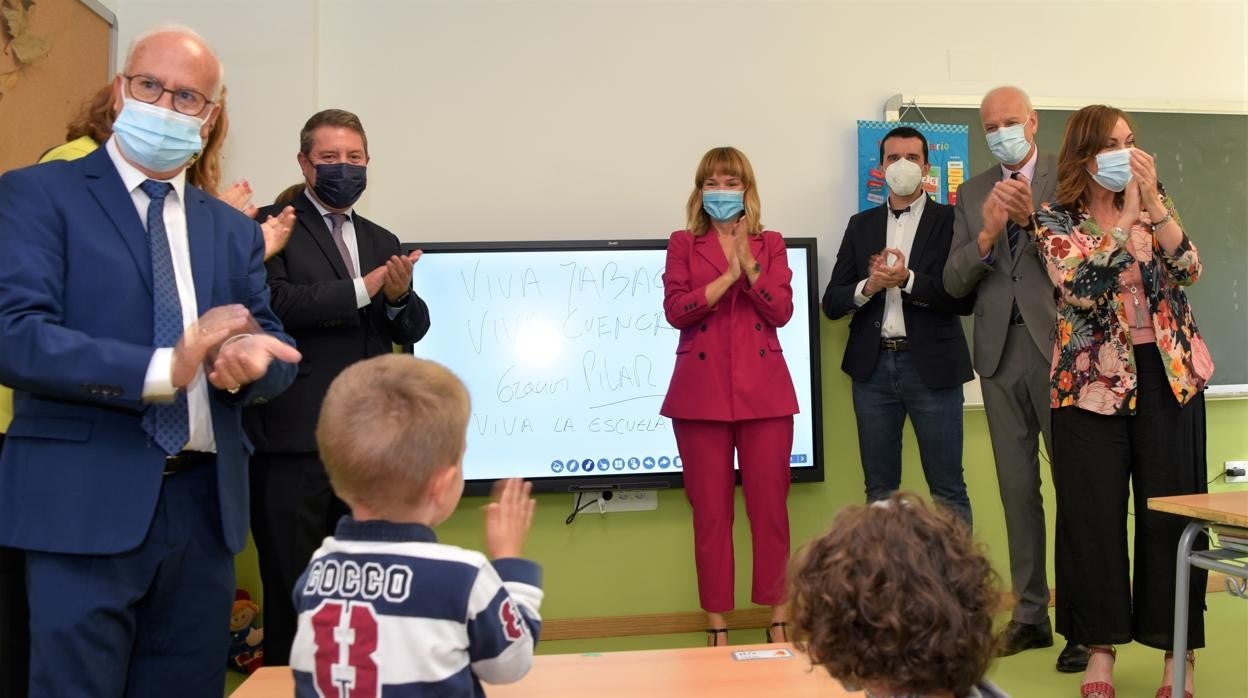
[405,239,824,494]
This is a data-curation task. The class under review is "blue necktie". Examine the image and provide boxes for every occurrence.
[139,179,189,455]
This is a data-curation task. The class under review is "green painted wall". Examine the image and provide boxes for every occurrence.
[235,319,1247,619]
[431,319,1248,620]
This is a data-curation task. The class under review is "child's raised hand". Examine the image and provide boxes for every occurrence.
[484,478,535,559]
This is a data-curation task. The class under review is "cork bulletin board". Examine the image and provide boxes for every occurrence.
[0,0,115,173]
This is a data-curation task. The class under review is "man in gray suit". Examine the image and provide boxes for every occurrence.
[943,86,1088,672]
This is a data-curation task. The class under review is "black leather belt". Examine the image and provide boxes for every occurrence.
[880,337,910,352]
[163,451,214,476]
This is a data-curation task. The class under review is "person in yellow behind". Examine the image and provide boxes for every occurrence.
[289,355,542,697]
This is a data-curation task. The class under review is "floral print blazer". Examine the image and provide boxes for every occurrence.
[1033,188,1213,416]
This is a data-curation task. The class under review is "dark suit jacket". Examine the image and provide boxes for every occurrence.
[943,153,1058,377]
[0,147,297,555]
[822,198,974,390]
[244,191,431,453]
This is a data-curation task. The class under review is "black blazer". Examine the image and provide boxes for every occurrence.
[822,198,973,390]
[244,191,431,452]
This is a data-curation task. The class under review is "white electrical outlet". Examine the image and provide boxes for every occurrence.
[574,490,658,514]
[1226,461,1248,484]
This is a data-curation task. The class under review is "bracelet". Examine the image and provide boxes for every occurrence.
[1151,210,1174,231]
[221,333,253,349]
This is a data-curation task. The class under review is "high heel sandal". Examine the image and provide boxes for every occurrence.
[1156,650,1195,698]
[705,627,728,647]
[765,621,788,644]
[1080,646,1117,698]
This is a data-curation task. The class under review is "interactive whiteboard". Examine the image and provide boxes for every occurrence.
[404,239,824,494]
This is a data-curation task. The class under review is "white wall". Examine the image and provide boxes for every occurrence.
[113,0,1248,276]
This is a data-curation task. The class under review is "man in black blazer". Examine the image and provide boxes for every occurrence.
[823,126,975,523]
[245,109,431,664]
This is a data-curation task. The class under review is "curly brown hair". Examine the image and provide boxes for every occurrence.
[789,492,1000,696]
[63,81,230,195]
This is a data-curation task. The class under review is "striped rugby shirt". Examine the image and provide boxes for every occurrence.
[290,518,543,697]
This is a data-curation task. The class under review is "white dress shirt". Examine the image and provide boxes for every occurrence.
[303,189,371,308]
[110,138,215,453]
[852,193,926,338]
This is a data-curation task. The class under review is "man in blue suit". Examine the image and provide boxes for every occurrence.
[0,26,299,697]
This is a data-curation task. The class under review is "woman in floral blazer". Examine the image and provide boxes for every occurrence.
[1033,105,1213,698]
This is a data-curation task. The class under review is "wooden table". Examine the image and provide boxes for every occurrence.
[1148,491,1248,693]
[231,643,854,697]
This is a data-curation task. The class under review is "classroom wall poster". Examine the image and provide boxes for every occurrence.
[857,120,969,212]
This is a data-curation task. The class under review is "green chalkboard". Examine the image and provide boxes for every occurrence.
[921,106,1248,390]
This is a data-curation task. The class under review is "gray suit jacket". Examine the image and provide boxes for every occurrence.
[943,152,1058,378]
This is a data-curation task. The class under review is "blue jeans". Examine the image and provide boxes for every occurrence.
[851,349,972,525]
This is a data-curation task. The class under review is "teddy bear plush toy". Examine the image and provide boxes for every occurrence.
[228,589,265,674]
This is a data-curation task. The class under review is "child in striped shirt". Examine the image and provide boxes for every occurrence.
[290,355,541,697]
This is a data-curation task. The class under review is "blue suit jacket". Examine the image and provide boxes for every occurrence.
[0,146,297,556]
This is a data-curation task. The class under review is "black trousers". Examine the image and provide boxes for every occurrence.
[248,451,349,666]
[1052,343,1208,650]
[0,434,30,698]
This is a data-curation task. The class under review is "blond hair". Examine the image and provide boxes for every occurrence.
[316,355,471,513]
[684,146,763,236]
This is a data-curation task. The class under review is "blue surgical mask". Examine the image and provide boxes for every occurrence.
[985,124,1032,166]
[112,97,205,173]
[312,163,368,210]
[1089,148,1133,192]
[702,190,745,221]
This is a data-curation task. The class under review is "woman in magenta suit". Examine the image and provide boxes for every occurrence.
[661,146,799,646]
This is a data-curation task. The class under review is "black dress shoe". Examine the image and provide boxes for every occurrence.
[1056,641,1090,673]
[997,620,1054,656]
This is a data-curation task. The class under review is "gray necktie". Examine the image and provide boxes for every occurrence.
[326,212,357,278]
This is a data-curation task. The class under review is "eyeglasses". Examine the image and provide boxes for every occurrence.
[124,74,213,116]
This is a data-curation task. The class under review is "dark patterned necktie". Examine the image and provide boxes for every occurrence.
[1007,220,1022,260]
[326,213,358,278]
[139,179,189,455]
[1006,172,1024,260]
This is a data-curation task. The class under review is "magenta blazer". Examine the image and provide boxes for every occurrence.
[659,229,799,422]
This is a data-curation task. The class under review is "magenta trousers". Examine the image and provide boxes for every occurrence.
[673,416,794,613]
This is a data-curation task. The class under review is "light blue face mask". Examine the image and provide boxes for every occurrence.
[985,123,1032,166]
[112,97,206,173]
[1089,148,1133,192]
[702,190,745,221]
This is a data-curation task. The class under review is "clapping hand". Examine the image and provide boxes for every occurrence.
[868,247,909,291]
[723,241,742,282]
[260,206,295,261]
[732,221,757,273]
[484,478,536,560]
[207,334,302,393]
[981,194,1010,244]
[991,175,1034,228]
[218,180,257,218]
[363,250,422,300]
[383,250,422,302]
[171,305,256,389]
